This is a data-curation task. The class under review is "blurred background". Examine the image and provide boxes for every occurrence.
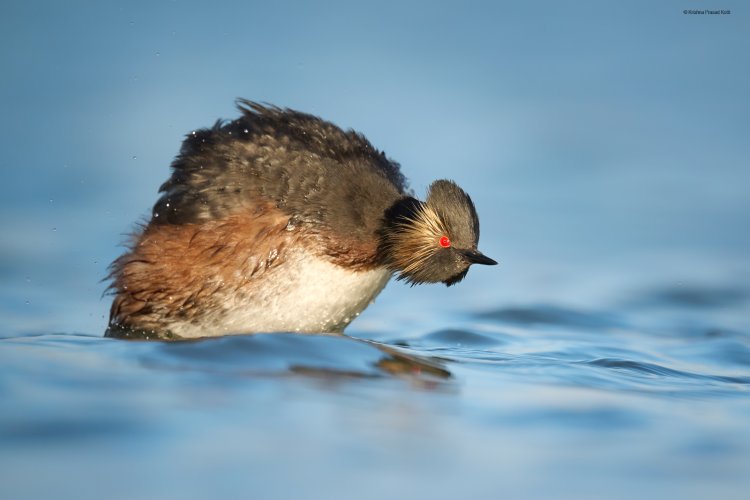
[1,3,750,499]
[1,0,747,336]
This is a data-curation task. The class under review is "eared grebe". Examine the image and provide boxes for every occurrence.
[106,100,496,339]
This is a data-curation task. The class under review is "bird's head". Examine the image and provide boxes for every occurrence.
[379,179,497,286]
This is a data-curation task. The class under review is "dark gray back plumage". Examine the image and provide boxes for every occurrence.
[154,100,408,245]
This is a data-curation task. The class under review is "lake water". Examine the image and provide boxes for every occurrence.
[2,267,750,499]
[2,2,749,499]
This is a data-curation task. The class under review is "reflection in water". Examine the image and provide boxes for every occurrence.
[368,341,452,380]
[135,332,452,381]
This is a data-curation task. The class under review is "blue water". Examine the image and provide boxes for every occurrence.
[3,280,750,499]
[2,1,750,499]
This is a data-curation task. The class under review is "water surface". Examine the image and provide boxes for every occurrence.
[2,279,749,499]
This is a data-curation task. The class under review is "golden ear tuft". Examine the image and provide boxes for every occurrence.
[383,204,447,279]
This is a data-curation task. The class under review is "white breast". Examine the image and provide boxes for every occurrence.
[170,250,392,338]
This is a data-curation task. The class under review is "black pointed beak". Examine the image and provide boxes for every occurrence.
[460,249,498,266]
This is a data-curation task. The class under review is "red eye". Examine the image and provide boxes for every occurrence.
[439,236,451,248]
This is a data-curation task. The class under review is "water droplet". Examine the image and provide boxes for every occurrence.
[49,199,54,204]
[52,227,57,232]
[155,51,160,57]
[25,300,30,305]
[129,21,135,26]
[25,277,31,283]
[132,155,137,160]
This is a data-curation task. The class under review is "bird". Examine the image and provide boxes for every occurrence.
[105,100,497,340]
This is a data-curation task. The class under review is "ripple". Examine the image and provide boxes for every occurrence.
[500,406,646,430]
[582,358,750,385]
[628,285,750,310]
[0,416,143,444]
[476,304,623,330]
[671,338,750,369]
[414,328,507,347]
